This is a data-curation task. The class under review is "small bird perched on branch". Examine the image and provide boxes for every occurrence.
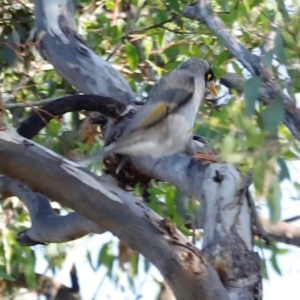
[78,57,218,166]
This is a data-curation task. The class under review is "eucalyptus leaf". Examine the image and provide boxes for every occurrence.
[277,157,290,181]
[268,179,281,224]
[125,43,139,71]
[0,270,16,281]
[271,253,282,275]
[244,76,261,116]
[166,0,180,12]
[262,96,284,137]
[275,30,287,64]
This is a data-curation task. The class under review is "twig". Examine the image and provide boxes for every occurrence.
[5,96,62,108]
[183,1,260,75]
[0,93,6,131]
[17,94,127,139]
[283,215,300,223]
[246,191,272,246]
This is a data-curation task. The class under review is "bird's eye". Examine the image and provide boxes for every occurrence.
[205,69,215,82]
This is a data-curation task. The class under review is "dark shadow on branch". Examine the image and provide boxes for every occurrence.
[17,94,127,139]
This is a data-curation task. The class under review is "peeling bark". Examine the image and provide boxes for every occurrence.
[0,0,272,298]
[0,176,104,245]
[0,128,229,300]
[33,0,135,104]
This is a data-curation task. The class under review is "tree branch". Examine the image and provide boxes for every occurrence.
[0,176,105,245]
[16,94,128,139]
[33,0,135,104]
[220,73,300,141]
[183,1,260,75]
[184,1,300,142]
[0,127,229,300]
[6,0,267,297]
[260,218,300,247]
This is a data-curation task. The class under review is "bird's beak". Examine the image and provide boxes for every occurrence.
[208,81,218,97]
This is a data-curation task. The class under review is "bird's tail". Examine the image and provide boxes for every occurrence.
[77,144,114,167]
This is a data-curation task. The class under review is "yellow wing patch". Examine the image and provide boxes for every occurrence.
[139,102,168,127]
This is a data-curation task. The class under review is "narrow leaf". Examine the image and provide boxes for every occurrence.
[125,43,138,71]
[262,50,274,68]
[86,250,96,272]
[277,157,290,181]
[0,271,16,281]
[271,253,282,275]
[274,30,287,64]
[244,76,261,115]
[268,179,281,223]
[262,96,284,137]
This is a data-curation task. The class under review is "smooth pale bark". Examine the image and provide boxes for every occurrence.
[260,218,300,247]
[0,127,229,300]
[0,0,269,298]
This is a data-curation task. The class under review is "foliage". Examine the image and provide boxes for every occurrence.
[1,0,300,298]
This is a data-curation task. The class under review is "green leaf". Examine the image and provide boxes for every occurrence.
[125,43,138,71]
[277,157,290,181]
[271,253,282,275]
[260,258,269,280]
[221,135,235,156]
[165,186,175,219]
[86,250,96,272]
[0,270,16,281]
[275,247,289,255]
[97,242,115,270]
[262,96,284,137]
[129,254,139,277]
[3,31,20,67]
[274,30,287,64]
[166,0,180,12]
[268,179,281,224]
[231,61,243,76]
[244,76,261,116]
[262,50,274,68]
[276,0,289,19]
[213,51,230,67]
[294,182,300,191]
[253,160,265,193]
[105,0,115,10]
[24,253,36,289]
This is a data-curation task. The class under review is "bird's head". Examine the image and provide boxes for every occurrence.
[177,58,218,97]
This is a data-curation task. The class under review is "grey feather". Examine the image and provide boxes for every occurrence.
[78,58,211,165]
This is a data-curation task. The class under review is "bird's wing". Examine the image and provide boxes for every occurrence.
[77,72,195,165]
[122,71,195,136]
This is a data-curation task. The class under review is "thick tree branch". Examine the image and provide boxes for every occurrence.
[16,94,128,139]
[0,127,229,300]
[260,218,300,247]
[0,176,104,245]
[184,1,300,142]
[27,0,262,297]
[33,0,135,104]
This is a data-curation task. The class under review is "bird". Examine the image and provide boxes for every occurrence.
[78,58,218,167]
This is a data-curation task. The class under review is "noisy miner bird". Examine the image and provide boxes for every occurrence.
[79,58,218,166]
